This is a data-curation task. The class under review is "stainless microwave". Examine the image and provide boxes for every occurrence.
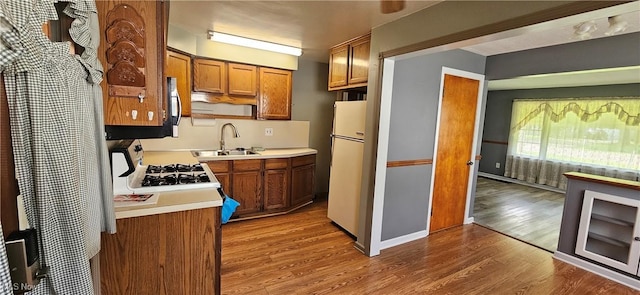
[105,77,181,140]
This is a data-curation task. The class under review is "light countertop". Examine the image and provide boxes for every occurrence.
[193,148,317,161]
[114,151,223,220]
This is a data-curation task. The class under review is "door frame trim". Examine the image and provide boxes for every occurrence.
[427,67,485,234]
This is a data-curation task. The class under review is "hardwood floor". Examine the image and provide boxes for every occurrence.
[473,177,565,252]
[221,199,635,294]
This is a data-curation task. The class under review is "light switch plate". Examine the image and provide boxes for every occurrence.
[265,128,274,136]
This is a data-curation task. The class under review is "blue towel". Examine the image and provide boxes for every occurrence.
[221,196,240,224]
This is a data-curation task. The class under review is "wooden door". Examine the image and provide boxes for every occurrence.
[430,73,481,233]
[232,160,263,216]
[228,63,257,96]
[348,35,370,85]
[1,76,19,236]
[257,67,292,120]
[166,49,192,116]
[264,169,288,210]
[207,161,231,194]
[291,164,315,207]
[328,44,349,89]
[193,59,226,94]
[264,159,289,211]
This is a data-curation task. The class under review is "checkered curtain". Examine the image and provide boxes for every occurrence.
[0,1,115,294]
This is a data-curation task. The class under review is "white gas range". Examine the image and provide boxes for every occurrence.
[110,140,220,195]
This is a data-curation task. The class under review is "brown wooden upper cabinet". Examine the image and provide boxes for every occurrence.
[328,34,370,91]
[228,63,258,96]
[97,1,167,126]
[193,59,226,94]
[258,67,292,120]
[166,49,192,117]
[328,44,349,89]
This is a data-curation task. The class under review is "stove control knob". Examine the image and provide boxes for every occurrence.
[134,145,143,153]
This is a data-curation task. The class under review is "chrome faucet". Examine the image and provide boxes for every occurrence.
[220,123,240,151]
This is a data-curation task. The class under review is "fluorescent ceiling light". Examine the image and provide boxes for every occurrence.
[208,31,302,56]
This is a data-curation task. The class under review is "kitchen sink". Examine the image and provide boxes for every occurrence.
[191,149,260,157]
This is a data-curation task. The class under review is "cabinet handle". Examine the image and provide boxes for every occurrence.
[635,237,640,241]
[138,93,145,103]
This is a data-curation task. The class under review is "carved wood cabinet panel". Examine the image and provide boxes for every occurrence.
[97,1,167,126]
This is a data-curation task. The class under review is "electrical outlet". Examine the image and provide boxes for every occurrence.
[265,128,274,136]
[495,162,501,169]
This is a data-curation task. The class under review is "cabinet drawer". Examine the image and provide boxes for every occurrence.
[292,155,315,167]
[207,161,231,173]
[233,159,263,172]
[265,158,289,170]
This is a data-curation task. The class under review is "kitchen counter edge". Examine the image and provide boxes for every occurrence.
[115,188,223,220]
[165,148,318,161]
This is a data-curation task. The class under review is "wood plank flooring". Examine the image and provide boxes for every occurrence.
[473,177,565,252]
[221,199,635,294]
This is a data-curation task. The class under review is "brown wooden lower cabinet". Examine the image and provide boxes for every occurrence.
[205,154,315,219]
[264,158,290,211]
[291,158,315,207]
[100,207,221,294]
[232,170,263,215]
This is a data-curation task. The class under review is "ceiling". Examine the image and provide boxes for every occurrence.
[168,1,640,88]
[168,0,442,62]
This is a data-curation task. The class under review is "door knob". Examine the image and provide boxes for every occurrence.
[635,237,640,241]
[466,161,474,166]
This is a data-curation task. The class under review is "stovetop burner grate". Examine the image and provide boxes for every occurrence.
[141,172,211,187]
[145,163,204,174]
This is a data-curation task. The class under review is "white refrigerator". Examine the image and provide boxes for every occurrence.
[327,100,366,236]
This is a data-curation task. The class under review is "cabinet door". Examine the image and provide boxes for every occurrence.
[166,49,192,117]
[264,169,289,211]
[193,59,226,94]
[97,1,166,126]
[575,190,640,275]
[348,35,370,85]
[232,171,262,216]
[257,67,292,120]
[264,158,290,211]
[207,161,231,194]
[328,44,349,89]
[291,164,315,207]
[228,63,257,96]
[215,173,231,195]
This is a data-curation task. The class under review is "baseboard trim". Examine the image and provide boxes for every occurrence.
[553,252,640,291]
[380,230,428,250]
[477,172,565,194]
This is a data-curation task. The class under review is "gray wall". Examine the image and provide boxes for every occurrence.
[486,32,640,80]
[479,83,640,176]
[381,49,486,241]
[291,60,336,196]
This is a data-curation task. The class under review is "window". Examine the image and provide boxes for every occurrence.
[505,98,640,189]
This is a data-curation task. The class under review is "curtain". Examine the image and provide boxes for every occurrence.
[0,1,115,294]
[505,98,640,190]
